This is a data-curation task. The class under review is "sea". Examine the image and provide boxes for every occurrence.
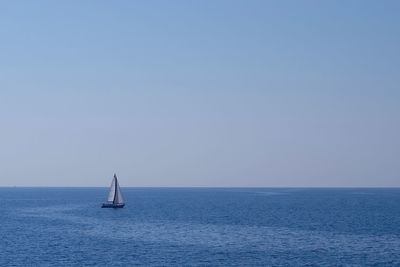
[0,188,399,266]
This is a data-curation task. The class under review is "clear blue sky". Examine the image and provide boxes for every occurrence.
[0,1,399,186]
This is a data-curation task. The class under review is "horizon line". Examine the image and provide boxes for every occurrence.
[0,186,399,189]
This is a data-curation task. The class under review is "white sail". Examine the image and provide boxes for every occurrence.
[107,176,117,202]
[114,178,124,204]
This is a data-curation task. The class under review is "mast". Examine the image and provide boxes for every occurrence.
[113,174,118,204]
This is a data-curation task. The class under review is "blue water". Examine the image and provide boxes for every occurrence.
[1,188,400,266]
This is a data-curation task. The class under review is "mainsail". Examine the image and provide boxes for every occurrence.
[107,174,124,204]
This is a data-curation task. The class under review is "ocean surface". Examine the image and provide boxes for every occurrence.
[1,188,400,266]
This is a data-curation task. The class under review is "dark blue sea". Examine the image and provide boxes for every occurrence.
[1,188,400,266]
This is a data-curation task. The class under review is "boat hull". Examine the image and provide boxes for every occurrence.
[101,203,125,208]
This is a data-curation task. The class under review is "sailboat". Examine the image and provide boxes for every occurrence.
[102,174,125,208]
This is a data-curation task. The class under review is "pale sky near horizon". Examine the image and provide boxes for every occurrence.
[0,1,399,186]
